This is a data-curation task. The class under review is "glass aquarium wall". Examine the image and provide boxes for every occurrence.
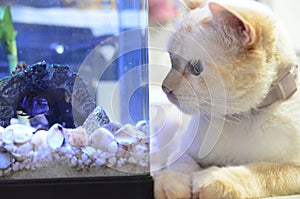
[0,0,149,179]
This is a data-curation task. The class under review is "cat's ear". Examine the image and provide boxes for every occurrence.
[208,2,256,46]
[177,0,207,12]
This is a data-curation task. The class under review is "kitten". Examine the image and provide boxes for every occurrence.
[154,0,300,198]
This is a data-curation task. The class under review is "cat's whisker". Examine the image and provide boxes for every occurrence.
[154,21,170,33]
[199,100,243,124]
[196,105,237,129]
[201,98,243,113]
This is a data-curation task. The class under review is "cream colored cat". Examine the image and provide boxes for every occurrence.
[154,0,300,198]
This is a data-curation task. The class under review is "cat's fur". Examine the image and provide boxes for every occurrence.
[154,0,300,198]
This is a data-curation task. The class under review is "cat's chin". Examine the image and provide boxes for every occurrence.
[173,103,201,115]
[166,96,200,115]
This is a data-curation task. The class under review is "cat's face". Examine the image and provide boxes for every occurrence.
[162,0,296,115]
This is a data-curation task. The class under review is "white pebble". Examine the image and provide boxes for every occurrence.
[90,163,98,168]
[133,144,148,153]
[53,153,60,161]
[102,152,110,159]
[95,149,103,157]
[4,168,12,176]
[66,154,73,159]
[83,159,92,166]
[12,162,20,171]
[108,141,118,154]
[70,157,78,167]
[16,142,33,156]
[81,153,89,162]
[19,162,25,170]
[77,159,83,166]
[25,163,31,170]
[60,155,68,162]
[107,157,116,166]
[82,146,96,157]
[128,157,137,164]
[139,160,148,167]
[34,161,43,169]
[116,158,126,168]
[32,151,39,164]
[59,144,72,154]
[95,158,105,166]
[30,164,36,171]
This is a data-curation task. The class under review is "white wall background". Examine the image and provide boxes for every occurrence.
[261,0,300,55]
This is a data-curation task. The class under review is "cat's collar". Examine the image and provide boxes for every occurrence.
[258,65,298,109]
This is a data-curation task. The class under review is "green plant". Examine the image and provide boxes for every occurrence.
[0,5,18,73]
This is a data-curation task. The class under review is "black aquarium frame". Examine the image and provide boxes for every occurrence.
[0,174,154,199]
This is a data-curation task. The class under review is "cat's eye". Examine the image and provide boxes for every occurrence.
[188,60,204,76]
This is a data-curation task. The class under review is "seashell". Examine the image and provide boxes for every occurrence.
[81,146,96,157]
[2,129,14,144]
[46,124,65,150]
[115,124,147,146]
[88,127,114,152]
[108,141,118,154]
[82,106,110,134]
[135,120,149,134]
[31,130,48,150]
[64,126,89,147]
[3,124,35,144]
[0,147,14,169]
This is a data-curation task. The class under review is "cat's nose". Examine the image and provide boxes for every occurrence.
[162,85,172,94]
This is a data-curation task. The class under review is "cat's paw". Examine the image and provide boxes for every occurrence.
[192,167,241,199]
[154,171,191,199]
[193,180,241,199]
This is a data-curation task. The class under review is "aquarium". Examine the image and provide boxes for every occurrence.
[0,0,152,198]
